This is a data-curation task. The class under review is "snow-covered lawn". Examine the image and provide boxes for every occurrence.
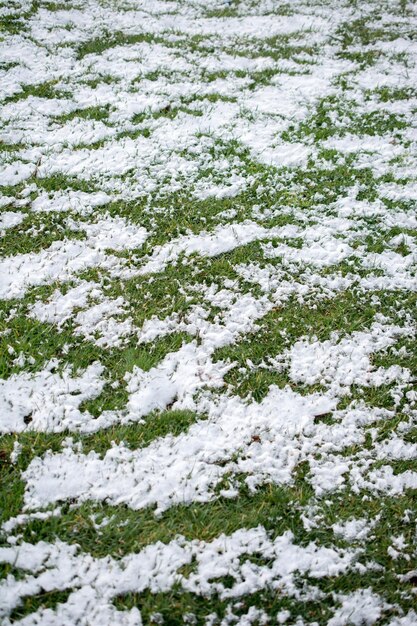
[1,0,416,624]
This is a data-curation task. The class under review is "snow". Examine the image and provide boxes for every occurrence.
[0,210,25,232]
[31,190,112,215]
[0,162,33,186]
[0,527,357,625]
[130,222,299,278]
[1,0,416,622]
[286,322,413,393]
[20,385,334,511]
[1,508,62,534]
[332,518,374,543]
[0,215,148,299]
[0,361,106,433]
[327,590,388,626]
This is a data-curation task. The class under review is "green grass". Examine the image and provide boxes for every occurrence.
[54,104,111,124]
[0,212,87,257]
[1,438,416,623]
[76,31,158,59]
[214,289,416,401]
[1,0,417,623]
[3,81,72,104]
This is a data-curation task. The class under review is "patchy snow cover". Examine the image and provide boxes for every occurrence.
[31,190,112,215]
[1,0,417,623]
[21,385,335,512]
[0,210,25,233]
[332,518,375,543]
[0,527,357,624]
[0,361,105,433]
[30,284,137,349]
[327,589,388,626]
[1,507,62,534]
[131,222,299,278]
[0,215,148,299]
[285,322,413,393]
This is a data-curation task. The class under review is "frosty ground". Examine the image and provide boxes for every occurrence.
[0,0,417,624]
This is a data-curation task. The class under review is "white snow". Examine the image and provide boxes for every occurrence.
[0,361,106,433]
[286,322,413,393]
[0,526,357,625]
[1,0,416,623]
[0,215,148,299]
[0,210,25,233]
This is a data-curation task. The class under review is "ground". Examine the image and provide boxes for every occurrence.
[0,0,416,624]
